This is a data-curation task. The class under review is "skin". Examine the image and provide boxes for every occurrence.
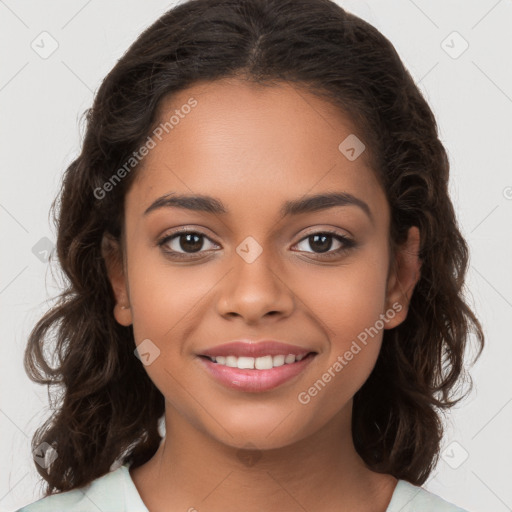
[103,78,421,512]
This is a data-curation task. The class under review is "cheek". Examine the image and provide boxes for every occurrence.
[292,248,389,403]
[127,244,214,346]
[297,250,389,343]
[125,252,212,405]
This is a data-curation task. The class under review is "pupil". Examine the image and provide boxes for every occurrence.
[180,233,203,252]
[310,234,332,253]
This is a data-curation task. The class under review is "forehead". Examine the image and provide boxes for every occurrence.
[126,78,387,223]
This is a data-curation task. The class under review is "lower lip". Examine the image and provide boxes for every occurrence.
[197,353,316,393]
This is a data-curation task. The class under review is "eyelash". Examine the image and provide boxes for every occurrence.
[157,227,356,261]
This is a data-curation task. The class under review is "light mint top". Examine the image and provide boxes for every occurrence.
[15,464,469,512]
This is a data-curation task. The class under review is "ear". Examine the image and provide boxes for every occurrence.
[384,226,422,329]
[101,233,133,326]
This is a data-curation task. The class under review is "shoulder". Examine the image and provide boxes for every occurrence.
[387,479,470,512]
[14,465,147,512]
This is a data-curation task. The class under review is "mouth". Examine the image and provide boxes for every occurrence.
[196,351,318,393]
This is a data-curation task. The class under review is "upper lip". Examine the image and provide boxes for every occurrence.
[199,340,316,358]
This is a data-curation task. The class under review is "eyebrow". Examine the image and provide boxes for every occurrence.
[143,191,373,223]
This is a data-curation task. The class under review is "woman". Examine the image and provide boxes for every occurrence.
[17,0,483,510]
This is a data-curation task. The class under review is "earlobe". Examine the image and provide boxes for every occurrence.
[384,226,422,330]
[101,233,133,326]
[113,303,133,326]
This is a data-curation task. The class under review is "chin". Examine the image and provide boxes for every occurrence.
[206,414,312,453]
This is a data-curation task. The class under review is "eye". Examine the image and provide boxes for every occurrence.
[157,230,219,258]
[157,228,356,261]
[293,230,355,258]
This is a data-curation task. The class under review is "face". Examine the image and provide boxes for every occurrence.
[104,78,420,450]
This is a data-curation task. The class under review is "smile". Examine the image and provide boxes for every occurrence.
[197,352,317,392]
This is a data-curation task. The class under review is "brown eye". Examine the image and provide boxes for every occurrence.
[158,230,218,257]
[175,233,204,253]
[305,233,335,253]
[294,231,355,258]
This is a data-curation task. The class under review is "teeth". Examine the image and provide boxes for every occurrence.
[255,355,273,370]
[238,356,255,369]
[226,355,237,367]
[208,353,309,369]
[284,354,295,364]
[272,355,285,367]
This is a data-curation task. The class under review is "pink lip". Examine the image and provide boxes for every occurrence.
[199,340,314,358]
[197,352,317,393]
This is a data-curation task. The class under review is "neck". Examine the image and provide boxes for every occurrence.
[129,400,398,512]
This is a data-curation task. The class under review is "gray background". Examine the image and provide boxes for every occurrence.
[1,1,511,511]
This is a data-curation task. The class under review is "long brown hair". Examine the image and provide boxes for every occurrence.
[24,0,484,496]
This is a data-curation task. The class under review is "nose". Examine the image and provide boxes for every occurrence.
[216,247,295,324]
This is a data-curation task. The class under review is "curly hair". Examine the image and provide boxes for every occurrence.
[24,0,484,496]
